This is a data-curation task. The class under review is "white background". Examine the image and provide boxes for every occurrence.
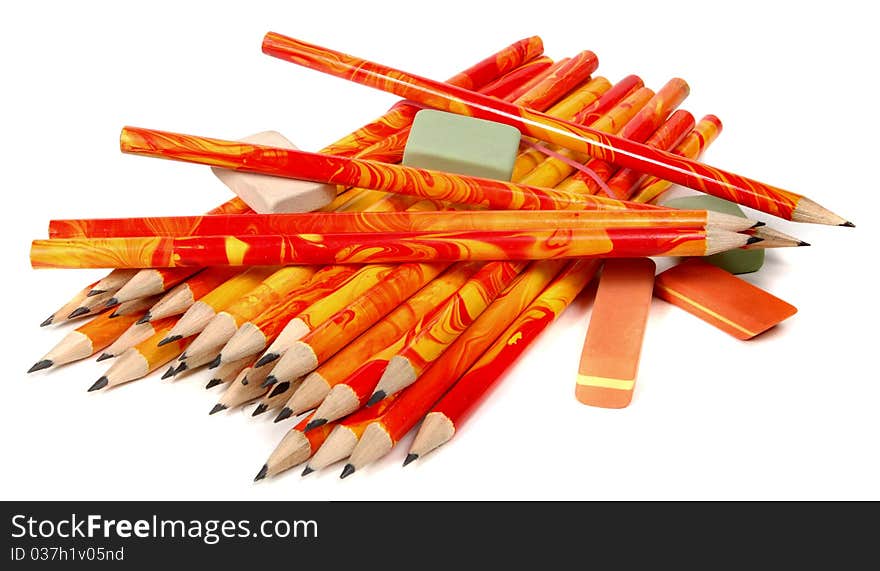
[1,1,877,500]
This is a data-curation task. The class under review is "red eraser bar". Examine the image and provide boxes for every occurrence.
[576,258,656,409]
[654,258,797,340]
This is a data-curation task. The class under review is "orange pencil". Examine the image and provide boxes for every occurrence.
[96,315,177,362]
[141,266,242,323]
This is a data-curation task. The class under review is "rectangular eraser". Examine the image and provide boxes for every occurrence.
[662,194,764,274]
[403,110,521,181]
[654,258,797,340]
[576,258,656,409]
[211,131,336,213]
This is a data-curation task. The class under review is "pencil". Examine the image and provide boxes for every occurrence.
[108,294,162,318]
[479,56,554,100]
[86,269,139,298]
[255,413,331,480]
[205,356,250,389]
[63,290,115,320]
[106,267,197,306]
[179,265,316,361]
[39,281,98,327]
[157,266,279,346]
[368,261,527,405]
[406,259,603,463]
[278,263,480,420]
[261,32,851,225]
[140,267,242,323]
[95,315,177,362]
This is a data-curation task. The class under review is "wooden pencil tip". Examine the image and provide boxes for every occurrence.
[366,391,386,407]
[95,353,113,362]
[304,418,326,432]
[88,377,109,392]
[260,376,277,389]
[252,403,268,417]
[104,298,119,308]
[207,355,222,369]
[340,464,355,479]
[255,353,278,368]
[746,236,763,245]
[274,407,293,423]
[209,403,227,416]
[67,307,90,319]
[135,312,152,325]
[86,289,106,297]
[254,464,268,482]
[157,336,180,348]
[28,360,53,374]
[301,466,314,477]
[403,453,419,467]
[205,378,223,389]
[40,315,54,327]
[160,366,176,380]
[841,221,855,228]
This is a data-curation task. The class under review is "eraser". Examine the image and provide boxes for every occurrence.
[211,131,336,213]
[654,258,797,340]
[576,258,656,409]
[403,110,521,181]
[663,194,764,274]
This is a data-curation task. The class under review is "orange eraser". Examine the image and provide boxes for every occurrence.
[654,258,797,340]
[576,258,656,409]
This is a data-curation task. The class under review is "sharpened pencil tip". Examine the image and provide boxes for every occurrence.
[403,453,419,467]
[28,360,53,374]
[798,240,811,247]
[160,366,176,380]
[135,312,152,325]
[209,403,227,415]
[177,351,187,361]
[340,464,355,479]
[274,407,293,423]
[207,355,222,369]
[205,378,223,389]
[254,464,268,482]
[40,315,54,327]
[252,403,268,417]
[260,375,277,388]
[158,336,180,348]
[304,419,326,432]
[301,466,314,477]
[366,391,386,407]
[175,362,188,374]
[88,377,109,392]
[86,289,106,297]
[268,382,289,398]
[752,221,766,228]
[95,353,113,362]
[67,307,90,319]
[104,298,119,308]
[841,221,855,228]
[255,353,278,368]
[108,311,120,318]
[746,236,763,245]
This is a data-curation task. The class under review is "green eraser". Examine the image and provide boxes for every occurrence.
[663,195,765,274]
[403,110,521,181]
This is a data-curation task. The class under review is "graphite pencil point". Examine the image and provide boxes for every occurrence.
[254,464,268,482]
[205,379,223,389]
[160,366,176,380]
[175,362,188,374]
[40,315,54,327]
[207,355,222,369]
[752,221,766,228]
[366,391,386,407]
[86,289,106,297]
[95,353,113,362]
[135,312,152,325]
[89,377,109,392]
[301,466,314,477]
[104,298,119,308]
[841,221,855,228]
[268,382,289,398]
[255,353,278,368]
[304,419,326,432]
[252,403,268,416]
[67,307,90,319]
[403,453,419,467]
[209,403,227,416]
[274,408,293,423]
[798,240,811,247]
[340,464,355,479]
[158,336,180,348]
[28,360,53,374]
[745,236,763,245]
[177,351,188,361]
[261,376,277,388]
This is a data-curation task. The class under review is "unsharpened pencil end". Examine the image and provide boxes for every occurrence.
[104,298,119,308]
[86,289,106,297]
[135,312,152,325]
[260,375,277,388]
[209,403,227,416]
[28,360,53,374]
[745,236,763,245]
[158,336,181,348]
[403,453,419,467]
[89,377,109,392]
[340,464,355,479]
[841,221,855,228]
[252,403,268,417]
[255,353,278,368]
[274,407,293,423]
[160,366,176,380]
[304,418,326,432]
[366,391,386,407]
[67,307,90,319]
[40,315,54,327]
[205,378,223,389]
[254,464,268,482]
[95,353,113,362]
[301,466,314,477]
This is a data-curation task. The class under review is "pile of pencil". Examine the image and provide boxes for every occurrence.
[28,33,851,480]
